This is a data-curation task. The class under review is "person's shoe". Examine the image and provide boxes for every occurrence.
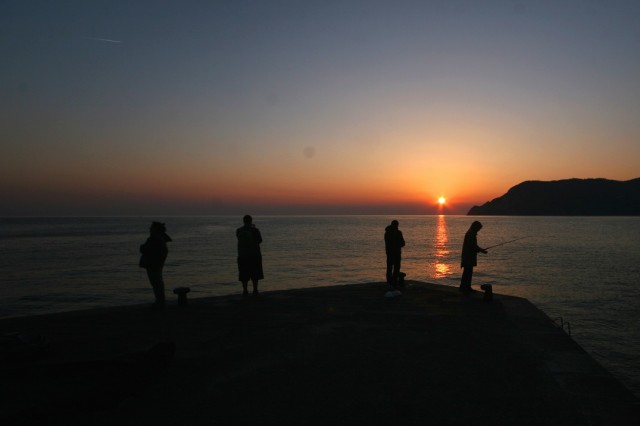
[242,290,249,297]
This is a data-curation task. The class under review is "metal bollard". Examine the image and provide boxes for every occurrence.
[480,284,493,302]
[173,287,191,306]
[398,272,406,287]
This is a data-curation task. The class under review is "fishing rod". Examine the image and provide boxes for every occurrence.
[485,236,529,250]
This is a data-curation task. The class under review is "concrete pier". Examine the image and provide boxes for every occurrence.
[1,282,638,425]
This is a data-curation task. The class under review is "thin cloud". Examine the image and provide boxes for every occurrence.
[84,37,122,43]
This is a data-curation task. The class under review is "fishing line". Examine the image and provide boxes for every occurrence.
[485,236,529,250]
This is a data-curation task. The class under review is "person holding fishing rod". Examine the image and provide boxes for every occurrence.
[460,220,487,294]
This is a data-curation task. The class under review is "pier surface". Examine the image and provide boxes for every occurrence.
[1,282,638,425]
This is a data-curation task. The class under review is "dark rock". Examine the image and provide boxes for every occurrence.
[468,178,640,215]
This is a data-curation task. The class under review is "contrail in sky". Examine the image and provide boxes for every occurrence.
[85,37,122,43]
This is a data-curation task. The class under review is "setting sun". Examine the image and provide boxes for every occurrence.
[438,196,446,206]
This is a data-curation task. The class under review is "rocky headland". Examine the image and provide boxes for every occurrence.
[468,178,640,215]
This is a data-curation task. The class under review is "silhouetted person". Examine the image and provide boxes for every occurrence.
[460,220,487,294]
[139,221,172,309]
[236,215,263,296]
[385,220,405,290]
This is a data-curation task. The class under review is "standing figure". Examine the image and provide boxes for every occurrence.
[384,220,406,290]
[236,215,264,296]
[139,221,172,308]
[460,220,487,294]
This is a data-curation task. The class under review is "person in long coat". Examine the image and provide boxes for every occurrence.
[139,221,172,308]
[460,220,487,293]
[385,220,406,289]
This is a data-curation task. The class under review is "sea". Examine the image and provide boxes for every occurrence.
[1,215,639,396]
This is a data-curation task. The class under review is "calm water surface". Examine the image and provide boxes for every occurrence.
[1,215,639,396]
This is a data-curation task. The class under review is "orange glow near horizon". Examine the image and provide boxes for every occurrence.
[4,160,500,214]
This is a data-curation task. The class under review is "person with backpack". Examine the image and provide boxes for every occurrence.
[236,215,264,296]
[139,221,172,309]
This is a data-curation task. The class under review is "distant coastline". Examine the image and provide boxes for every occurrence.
[468,178,640,216]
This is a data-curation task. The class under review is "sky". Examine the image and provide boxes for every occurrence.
[2,0,639,216]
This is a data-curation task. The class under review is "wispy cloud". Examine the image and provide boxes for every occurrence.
[85,37,122,43]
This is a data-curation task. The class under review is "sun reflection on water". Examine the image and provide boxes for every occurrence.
[432,215,453,279]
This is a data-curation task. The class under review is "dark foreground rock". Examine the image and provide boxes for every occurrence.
[1,282,638,425]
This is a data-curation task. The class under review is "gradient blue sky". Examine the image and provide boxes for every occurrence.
[2,0,639,215]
